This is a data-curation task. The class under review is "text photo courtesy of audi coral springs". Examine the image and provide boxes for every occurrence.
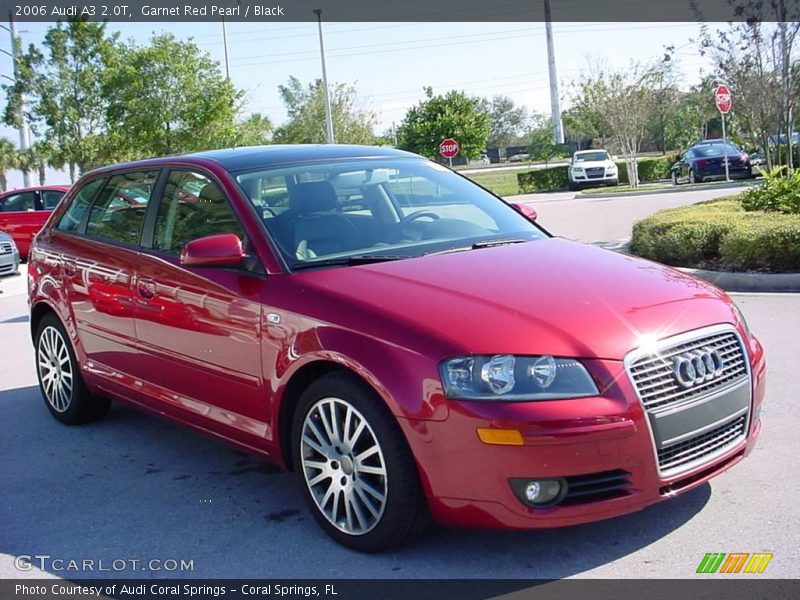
[27,145,765,551]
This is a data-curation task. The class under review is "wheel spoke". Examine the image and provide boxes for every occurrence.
[300,396,389,536]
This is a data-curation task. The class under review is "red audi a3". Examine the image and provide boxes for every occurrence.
[28,145,765,551]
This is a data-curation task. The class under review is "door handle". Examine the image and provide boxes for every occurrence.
[137,278,156,300]
[62,259,77,277]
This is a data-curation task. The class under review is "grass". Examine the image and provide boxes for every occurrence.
[461,170,520,197]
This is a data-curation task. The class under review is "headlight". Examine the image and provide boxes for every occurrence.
[607,165,617,172]
[440,354,599,401]
[571,167,583,172]
[732,302,751,339]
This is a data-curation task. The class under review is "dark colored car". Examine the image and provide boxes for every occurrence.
[0,185,70,257]
[671,140,752,184]
[28,145,765,551]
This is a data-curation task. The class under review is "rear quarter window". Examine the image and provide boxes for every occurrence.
[57,179,106,233]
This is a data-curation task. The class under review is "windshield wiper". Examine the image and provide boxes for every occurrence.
[470,238,528,249]
[292,255,409,270]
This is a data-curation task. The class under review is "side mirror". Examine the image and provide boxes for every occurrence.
[611,155,619,161]
[511,202,538,221]
[180,233,245,267]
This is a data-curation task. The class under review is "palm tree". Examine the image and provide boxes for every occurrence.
[25,141,56,186]
[0,138,19,192]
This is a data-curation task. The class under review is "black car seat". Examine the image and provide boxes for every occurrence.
[290,181,363,259]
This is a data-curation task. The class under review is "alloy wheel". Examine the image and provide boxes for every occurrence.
[300,397,388,535]
[37,325,74,413]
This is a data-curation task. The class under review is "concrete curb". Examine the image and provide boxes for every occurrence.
[676,267,800,293]
[575,179,758,200]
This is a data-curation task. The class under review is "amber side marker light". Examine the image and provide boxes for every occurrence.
[477,428,524,446]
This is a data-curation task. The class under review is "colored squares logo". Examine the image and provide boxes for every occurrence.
[697,552,773,574]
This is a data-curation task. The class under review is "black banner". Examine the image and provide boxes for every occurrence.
[2,580,800,600]
[2,0,799,23]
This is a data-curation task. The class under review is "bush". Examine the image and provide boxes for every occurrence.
[630,198,800,273]
[615,154,679,184]
[517,166,569,193]
[741,166,800,214]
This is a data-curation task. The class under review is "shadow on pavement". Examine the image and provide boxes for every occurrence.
[0,384,710,580]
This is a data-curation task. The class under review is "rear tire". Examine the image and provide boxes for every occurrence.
[291,372,430,552]
[34,313,110,425]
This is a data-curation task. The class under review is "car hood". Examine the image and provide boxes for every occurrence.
[293,238,736,361]
[573,160,613,168]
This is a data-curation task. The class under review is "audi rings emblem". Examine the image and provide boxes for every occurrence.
[673,348,725,388]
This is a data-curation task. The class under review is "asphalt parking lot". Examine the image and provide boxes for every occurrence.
[1,188,798,579]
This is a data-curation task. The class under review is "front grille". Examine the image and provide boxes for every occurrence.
[658,416,747,473]
[0,242,12,255]
[585,167,605,179]
[561,470,633,505]
[629,331,747,411]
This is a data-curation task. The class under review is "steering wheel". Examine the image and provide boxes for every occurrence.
[389,210,441,243]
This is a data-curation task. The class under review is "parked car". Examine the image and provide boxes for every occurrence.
[0,185,70,258]
[671,140,752,184]
[0,231,20,277]
[508,152,529,162]
[568,149,619,189]
[28,145,765,552]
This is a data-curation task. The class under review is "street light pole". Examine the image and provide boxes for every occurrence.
[221,16,230,80]
[6,11,31,187]
[314,8,335,144]
[544,0,564,145]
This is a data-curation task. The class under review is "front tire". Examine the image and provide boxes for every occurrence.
[689,169,702,184]
[671,172,679,186]
[35,313,110,424]
[291,372,430,552]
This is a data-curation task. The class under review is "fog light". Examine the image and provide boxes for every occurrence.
[510,478,564,506]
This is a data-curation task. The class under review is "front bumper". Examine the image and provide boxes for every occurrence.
[571,171,618,186]
[0,251,20,276]
[402,340,766,530]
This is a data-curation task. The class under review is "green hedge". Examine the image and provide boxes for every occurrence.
[741,166,800,214]
[615,154,679,184]
[517,166,569,193]
[630,198,800,272]
[517,154,679,192]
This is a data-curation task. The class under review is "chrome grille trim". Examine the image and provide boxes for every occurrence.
[658,415,747,473]
[0,242,12,255]
[624,324,752,478]
[627,330,747,411]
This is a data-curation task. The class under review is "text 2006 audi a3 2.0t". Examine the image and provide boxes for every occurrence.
[28,145,765,551]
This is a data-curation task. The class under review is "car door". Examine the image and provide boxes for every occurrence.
[51,170,159,401]
[134,168,268,446]
[0,190,40,256]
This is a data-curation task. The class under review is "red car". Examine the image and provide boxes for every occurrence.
[0,185,71,258]
[27,146,766,551]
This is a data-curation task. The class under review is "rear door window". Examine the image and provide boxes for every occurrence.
[42,190,67,210]
[85,171,159,245]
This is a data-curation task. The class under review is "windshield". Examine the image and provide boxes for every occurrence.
[235,158,546,269]
[574,151,610,162]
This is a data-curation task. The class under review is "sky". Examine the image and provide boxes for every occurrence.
[0,20,714,188]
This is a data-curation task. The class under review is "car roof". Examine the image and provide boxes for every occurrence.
[83,145,421,177]
[0,185,70,195]
[575,149,608,154]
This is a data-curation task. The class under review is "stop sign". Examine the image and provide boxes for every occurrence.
[715,84,732,114]
[439,138,460,159]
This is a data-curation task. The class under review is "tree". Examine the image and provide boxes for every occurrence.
[697,3,800,168]
[397,88,490,160]
[527,112,561,165]
[231,113,273,147]
[570,61,659,187]
[104,34,241,160]
[273,77,376,145]
[483,95,529,149]
[18,141,57,186]
[3,19,118,181]
[0,138,18,192]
